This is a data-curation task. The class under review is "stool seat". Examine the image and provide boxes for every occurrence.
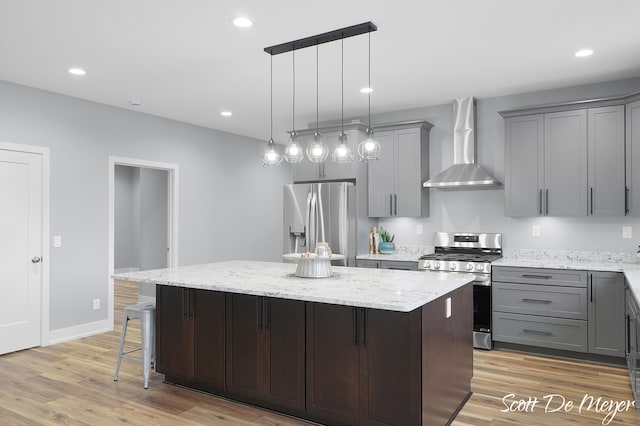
[114,302,156,389]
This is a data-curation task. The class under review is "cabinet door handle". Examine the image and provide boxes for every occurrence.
[521,274,552,279]
[394,194,397,216]
[626,314,630,356]
[539,189,542,216]
[264,299,270,330]
[523,329,553,336]
[590,275,593,303]
[189,289,194,319]
[545,189,549,215]
[625,186,630,216]
[389,194,393,216]
[352,307,358,345]
[362,309,367,347]
[181,289,187,320]
[590,187,594,215]
[257,297,263,330]
[521,298,552,304]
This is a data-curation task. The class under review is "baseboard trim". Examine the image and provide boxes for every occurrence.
[45,318,112,346]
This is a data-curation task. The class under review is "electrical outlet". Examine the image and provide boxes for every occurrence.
[92,298,100,310]
[623,226,633,239]
[416,224,423,235]
[53,235,62,248]
[531,225,541,238]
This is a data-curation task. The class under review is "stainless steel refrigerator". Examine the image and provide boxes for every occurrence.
[283,182,356,266]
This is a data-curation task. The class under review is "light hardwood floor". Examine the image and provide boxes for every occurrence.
[0,281,637,425]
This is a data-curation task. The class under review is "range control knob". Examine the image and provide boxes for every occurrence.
[476,264,485,272]
[449,263,457,270]
[424,261,431,269]
[434,262,441,269]
[466,263,474,271]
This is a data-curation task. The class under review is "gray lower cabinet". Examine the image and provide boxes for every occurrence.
[625,282,640,405]
[627,99,640,216]
[356,259,418,270]
[367,122,431,217]
[588,272,625,356]
[493,266,625,358]
[502,104,625,217]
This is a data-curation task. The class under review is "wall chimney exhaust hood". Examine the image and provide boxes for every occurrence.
[423,96,500,188]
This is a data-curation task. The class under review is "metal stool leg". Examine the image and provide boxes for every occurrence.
[141,309,153,389]
[114,311,129,381]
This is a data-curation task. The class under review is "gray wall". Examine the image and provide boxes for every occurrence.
[372,77,640,251]
[0,80,291,331]
[114,165,140,270]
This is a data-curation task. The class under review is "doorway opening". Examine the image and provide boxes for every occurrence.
[108,156,178,331]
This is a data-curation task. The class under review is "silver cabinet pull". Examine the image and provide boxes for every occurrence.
[31,256,41,263]
[590,187,594,215]
[625,186,630,216]
[539,189,542,215]
[545,189,549,215]
[521,274,552,279]
[521,298,552,304]
[389,194,393,216]
[523,329,552,336]
[394,194,397,216]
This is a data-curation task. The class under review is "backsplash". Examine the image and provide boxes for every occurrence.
[502,248,637,264]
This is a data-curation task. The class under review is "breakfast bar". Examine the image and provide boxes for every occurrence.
[113,260,476,425]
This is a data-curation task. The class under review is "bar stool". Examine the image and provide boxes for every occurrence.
[114,302,156,389]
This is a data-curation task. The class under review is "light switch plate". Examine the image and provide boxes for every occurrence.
[416,224,423,235]
[92,298,100,310]
[623,226,633,239]
[53,235,62,247]
[531,225,541,238]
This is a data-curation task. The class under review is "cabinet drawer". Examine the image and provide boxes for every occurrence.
[379,260,418,271]
[492,312,587,352]
[356,259,379,269]
[492,266,587,287]
[493,282,587,320]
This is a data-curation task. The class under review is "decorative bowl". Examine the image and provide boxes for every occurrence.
[294,256,333,278]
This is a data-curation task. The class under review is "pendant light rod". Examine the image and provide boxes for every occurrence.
[316,43,319,133]
[264,22,377,56]
[368,31,371,130]
[292,48,295,131]
[341,37,344,136]
[270,55,273,138]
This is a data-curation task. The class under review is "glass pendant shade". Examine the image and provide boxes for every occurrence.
[357,129,381,161]
[332,132,353,163]
[306,132,329,163]
[284,132,304,163]
[262,138,283,167]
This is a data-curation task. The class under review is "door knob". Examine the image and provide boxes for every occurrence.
[31,256,41,264]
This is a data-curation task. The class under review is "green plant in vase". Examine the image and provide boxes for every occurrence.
[379,227,395,253]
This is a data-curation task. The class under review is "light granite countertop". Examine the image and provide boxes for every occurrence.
[112,260,475,312]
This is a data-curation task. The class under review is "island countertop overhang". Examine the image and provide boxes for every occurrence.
[112,260,475,312]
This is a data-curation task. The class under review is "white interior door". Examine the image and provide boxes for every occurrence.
[0,149,42,354]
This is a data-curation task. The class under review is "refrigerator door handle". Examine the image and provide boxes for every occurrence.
[309,191,318,253]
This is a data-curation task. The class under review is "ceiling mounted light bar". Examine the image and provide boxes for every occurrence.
[264,22,377,56]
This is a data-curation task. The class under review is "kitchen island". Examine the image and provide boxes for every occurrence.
[113,260,475,425]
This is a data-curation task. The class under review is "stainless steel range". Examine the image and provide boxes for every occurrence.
[418,232,502,350]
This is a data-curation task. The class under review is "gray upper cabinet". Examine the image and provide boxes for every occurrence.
[502,100,627,217]
[588,271,625,357]
[367,122,431,217]
[544,110,587,216]
[588,106,625,216]
[626,99,640,216]
[504,115,544,216]
[292,126,366,183]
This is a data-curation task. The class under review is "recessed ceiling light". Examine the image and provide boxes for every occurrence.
[68,67,86,76]
[575,49,594,58]
[360,87,373,94]
[221,111,232,117]
[233,17,253,28]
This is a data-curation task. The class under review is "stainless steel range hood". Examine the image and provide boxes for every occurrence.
[423,96,500,188]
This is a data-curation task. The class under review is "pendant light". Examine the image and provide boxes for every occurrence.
[332,37,353,163]
[357,32,381,161]
[284,48,304,163]
[306,43,329,163]
[262,55,283,167]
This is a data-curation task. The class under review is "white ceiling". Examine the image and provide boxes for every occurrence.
[1,0,640,142]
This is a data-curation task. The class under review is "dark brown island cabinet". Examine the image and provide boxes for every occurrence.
[156,283,473,425]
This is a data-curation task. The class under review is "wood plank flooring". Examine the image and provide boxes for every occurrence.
[0,281,637,425]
